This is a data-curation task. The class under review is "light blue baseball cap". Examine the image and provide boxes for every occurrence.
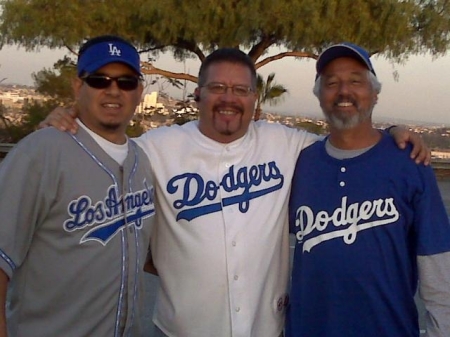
[315,42,376,80]
[77,37,141,76]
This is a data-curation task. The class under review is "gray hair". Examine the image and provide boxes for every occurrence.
[312,71,382,98]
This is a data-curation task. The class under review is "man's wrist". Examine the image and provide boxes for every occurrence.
[385,125,398,134]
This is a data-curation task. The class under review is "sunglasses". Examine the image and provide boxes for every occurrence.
[81,74,141,91]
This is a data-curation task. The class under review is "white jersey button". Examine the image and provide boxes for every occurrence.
[232,241,237,247]
[340,181,345,187]
[341,167,346,173]
[235,307,241,312]
[234,275,239,280]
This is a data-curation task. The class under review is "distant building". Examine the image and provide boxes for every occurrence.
[143,92,158,108]
[136,91,168,115]
[432,151,450,159]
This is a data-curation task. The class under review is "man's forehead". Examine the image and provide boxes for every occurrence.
[207,61,252,71]
[205,62,253,80]
[321,57,370,74]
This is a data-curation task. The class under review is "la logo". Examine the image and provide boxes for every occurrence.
[108,43,122,56]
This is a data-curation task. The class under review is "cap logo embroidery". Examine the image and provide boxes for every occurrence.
[108,43,122,56]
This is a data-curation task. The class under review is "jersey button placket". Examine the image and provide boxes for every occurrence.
[339,166,347,188]
[220,144,245,334]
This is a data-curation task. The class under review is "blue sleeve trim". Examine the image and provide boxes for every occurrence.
[0,248,16,271]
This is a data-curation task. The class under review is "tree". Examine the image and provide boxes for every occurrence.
[0,57,77,142]
[0,100,60,143]
[0,102,9,126]
[126,120,145,138]
[255,73,288,121]
[0,57,76,143]
[294,121,328,135]
[1,0,449,85]
[32,56,76,106]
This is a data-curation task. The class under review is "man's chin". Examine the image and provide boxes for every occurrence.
[100,122,122,131]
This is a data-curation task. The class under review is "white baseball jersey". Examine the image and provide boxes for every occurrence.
[136,120,318,337]
[0,127,155,337]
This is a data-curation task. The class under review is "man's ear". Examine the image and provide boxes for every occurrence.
[136,81,145,104]
[72,77,83,100]
[194,87,201,102]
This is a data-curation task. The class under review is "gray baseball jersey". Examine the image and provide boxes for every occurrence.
[0,127,155,337]
[135,120,319,337]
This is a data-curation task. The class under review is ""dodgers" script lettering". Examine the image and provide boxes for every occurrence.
[294,196,399,252]
[168,161,284,221]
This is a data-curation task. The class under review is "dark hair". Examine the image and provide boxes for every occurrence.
[78,35,135,60]
[198,48,257,88]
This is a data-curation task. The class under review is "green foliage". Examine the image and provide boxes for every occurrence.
[0,100,60,143]
[255,73,288,120]
[0,55,75,143]
[0,103,13,141]
[126,120,145,138]
[173,115,191,126]
[32,56,76,106]
[1,0,450,84]
[0,54,77,143]
[294,121,328,135]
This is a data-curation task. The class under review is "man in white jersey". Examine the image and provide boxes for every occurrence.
[41,48,429,337]
[0,35,155,337]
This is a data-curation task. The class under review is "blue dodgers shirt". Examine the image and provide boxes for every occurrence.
[286,134,450,337]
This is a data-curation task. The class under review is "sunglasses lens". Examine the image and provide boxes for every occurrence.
[116,77,139,91]
[84,76,112,89]
[83,75,139,91]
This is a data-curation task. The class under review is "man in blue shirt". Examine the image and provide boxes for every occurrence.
[287,43,450,337]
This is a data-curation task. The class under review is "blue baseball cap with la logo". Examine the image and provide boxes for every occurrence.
[77,37,141,76]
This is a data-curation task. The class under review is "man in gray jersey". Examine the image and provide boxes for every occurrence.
[0,35,155,337]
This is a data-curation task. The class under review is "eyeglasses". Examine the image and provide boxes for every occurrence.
[202,82,254,96]
[81,74,141,91]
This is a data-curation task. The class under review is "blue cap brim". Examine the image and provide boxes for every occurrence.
[316,43,376,80]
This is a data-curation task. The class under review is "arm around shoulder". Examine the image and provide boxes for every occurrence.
[387,126,431,165]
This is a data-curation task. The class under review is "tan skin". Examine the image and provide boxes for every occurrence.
[194,61,257,144]
[144,251,158,274]
[73,62,143,144]
[319,57,382,149]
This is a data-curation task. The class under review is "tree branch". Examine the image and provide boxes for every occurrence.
[174,38,206,61]
[139,44,168,54]
[141,62,198,83]
[255,51,317,69]
[248,33,278,61]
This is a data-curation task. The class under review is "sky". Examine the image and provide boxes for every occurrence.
[0,44,449,126]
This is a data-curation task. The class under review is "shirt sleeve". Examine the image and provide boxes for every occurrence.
[418,252,450,337]
[0,135,57,277]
